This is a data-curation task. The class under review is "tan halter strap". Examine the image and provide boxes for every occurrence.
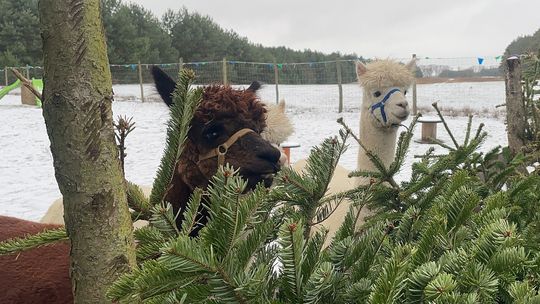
[198,128,255,166]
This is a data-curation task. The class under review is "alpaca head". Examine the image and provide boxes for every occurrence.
[152,67,282,192]
[356,59,416,128]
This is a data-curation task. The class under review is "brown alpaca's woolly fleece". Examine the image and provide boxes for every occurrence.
[358,60,415,90]
[197,85,267,132]
[0,216,72,304]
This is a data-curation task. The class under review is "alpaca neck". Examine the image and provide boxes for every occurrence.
[356,110,399,185]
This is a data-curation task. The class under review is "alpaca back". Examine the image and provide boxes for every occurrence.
[0,216,72,304]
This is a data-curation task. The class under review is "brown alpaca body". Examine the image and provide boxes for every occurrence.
[0,216,72,304]
[0,68,282,302]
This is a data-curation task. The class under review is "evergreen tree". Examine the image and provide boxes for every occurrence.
[0,0,41,67]
[106,74,540,303]
[0,0,358,67]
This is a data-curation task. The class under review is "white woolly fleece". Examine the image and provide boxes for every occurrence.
[358,60,415,91]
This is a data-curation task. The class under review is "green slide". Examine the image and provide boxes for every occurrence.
[0,79,43,106]
[0,79,21,100]
[32,78,43,107]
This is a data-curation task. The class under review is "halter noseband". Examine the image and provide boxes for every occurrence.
[370,88,401,124]
[198,128,255,166]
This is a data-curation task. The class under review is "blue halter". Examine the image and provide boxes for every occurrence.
[370,88,401,124]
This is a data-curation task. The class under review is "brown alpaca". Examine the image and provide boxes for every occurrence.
[0,216,72,304]
[152,67,281,235]
[0,68,281,303]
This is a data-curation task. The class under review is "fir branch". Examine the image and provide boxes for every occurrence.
[150,202,181,237]
[127,181,152,220]
[337,118,392,180]
[179,188,204,236]
[303,261,341,303]
[312,195,347,226]
[301,230,327,286]
[133,226,168,262]
[278,220,305,302]
[432,102,459,149]
[149,69,202,206]
[473,123,485,142]
[0,228,68,255]
[463,115,473,146]
[388,115,419,176]
[114,115,136,175]
[369,245,413,303]
[424,272,457,302]
[429,138,457,151]
[457,262,499,302]
[407,261,441,303]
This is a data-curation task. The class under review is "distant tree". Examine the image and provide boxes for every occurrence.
[103,3,178,63]
[0,0,359,68]
[505,28,540,56]
[0,50,20,67]
[0,0,41,67]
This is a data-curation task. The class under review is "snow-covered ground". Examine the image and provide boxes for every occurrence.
[0,81,507,221]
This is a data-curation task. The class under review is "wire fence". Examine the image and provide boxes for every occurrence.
[0,57,505,116]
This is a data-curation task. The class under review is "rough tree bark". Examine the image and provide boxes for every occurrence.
[39,1,136,303]
[505,56,528,156]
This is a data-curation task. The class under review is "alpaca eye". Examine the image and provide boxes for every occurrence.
[373,91,381,98]
[403,90,408,95]
[204,125,222,141]
[206,132,219,140]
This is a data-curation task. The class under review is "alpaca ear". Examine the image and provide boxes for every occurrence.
[405,58,417,72]
[151,66,176,107]
[278,100,286,113]
[247,81,261,92]
[356,61,368,77]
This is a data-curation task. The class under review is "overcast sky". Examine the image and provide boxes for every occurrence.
[129,0,539,59]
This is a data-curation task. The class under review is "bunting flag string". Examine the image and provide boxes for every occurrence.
[477,57,484,65]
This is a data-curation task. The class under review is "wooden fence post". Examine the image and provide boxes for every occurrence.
[138,61,145,103]
[336,60,343,113]
[412,54,418,115]
[179,57,183,73]
[505,56,527,155]
[222,57,228,85]
[4,67,7,85]
[274,61,280,104]
[25,65,30,79]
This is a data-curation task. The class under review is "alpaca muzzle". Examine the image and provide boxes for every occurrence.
[370,88,402,125]
[198,128,255,166]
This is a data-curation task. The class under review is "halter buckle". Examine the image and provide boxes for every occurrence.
[217,145,228,155]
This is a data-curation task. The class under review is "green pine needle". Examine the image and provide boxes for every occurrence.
[0,228,68,255]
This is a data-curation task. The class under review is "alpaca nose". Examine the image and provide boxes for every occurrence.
[396,100,408,109]
[257,144,281,165]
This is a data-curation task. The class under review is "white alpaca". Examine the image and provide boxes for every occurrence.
[40,101,294,225]
[355,59,415,184]
[294,59,416,242]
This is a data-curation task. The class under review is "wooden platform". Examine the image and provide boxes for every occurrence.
[416,117,443,144]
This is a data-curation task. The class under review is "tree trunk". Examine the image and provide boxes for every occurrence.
[39,1,136,303]
[505,56,528,155]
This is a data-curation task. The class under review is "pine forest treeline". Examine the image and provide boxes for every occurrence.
[0,0,358,68]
